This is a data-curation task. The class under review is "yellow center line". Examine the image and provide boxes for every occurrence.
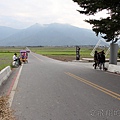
[31,53,44,62]
[65,72,120,101]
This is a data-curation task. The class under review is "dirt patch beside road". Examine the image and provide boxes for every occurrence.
[47,55,75,62]
[0,96,15,120]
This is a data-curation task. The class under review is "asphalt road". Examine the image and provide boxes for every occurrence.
[3,52,120,120]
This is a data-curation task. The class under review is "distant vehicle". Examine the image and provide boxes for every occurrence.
[20,50,29,63]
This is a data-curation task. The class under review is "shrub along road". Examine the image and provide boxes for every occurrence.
[2,52,120,120]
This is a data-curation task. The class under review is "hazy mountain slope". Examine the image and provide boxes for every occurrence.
[0,23,100,46]
[0,26,20,40]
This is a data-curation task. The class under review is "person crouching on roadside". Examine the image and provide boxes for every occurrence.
[13,53,21,66]
[13,53,18,61]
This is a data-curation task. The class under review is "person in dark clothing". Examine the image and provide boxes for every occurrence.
[99,50,105,70]
[18,56,21,66]
[93,51,98,69]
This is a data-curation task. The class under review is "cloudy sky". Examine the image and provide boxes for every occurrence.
[0,0,108,29]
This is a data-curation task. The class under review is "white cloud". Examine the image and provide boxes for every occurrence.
[0,0,108,29]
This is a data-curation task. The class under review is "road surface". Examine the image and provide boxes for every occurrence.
[2,52,120,120]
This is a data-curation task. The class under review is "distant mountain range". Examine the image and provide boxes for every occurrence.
[0,23,101,46]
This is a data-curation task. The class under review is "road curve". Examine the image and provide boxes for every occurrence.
[10,52,120,120]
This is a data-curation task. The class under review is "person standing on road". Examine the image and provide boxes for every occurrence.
[99,50,105,70]
[93,51,98,69]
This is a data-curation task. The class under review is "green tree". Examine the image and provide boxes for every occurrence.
[73,0,120,43]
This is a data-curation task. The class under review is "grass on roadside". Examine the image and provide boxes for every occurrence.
[0,53,14,70]
[0,47,25,70]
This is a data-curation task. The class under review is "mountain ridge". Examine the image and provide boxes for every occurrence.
[0,23,100,46]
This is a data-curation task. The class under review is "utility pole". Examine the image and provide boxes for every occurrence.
[76,46,80,60]
[109,43,119,65]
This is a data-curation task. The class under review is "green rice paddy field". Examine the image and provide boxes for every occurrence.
[0,46,110,70]
[0,47,25,70]
[30,46,93,61]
